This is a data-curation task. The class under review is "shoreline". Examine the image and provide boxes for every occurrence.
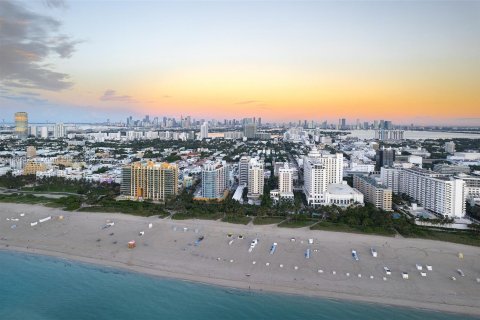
[1,203,480,317]
[3,246,480,317]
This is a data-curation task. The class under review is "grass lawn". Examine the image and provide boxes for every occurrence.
[405,228,480,247]
[253,216,285,225]
[79,205,168,217]
[172,212,224,220]
[0,193,50,205]
[21,186,81,193]
[221,215,251,225]
[278,218,318,228]
[311,221,396,236]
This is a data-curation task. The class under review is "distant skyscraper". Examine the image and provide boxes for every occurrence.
[14,112,28,139]
[444,141,455,154]
[40,126,48,139]
[29,125,37,137]
[258,117,261,126]
[26,146,36,159]
[341,118,346,130]
[200,122,209,139]
[244,123,257,139]
[53,123,66,138]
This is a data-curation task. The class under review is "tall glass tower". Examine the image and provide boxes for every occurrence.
[14,112,28,139]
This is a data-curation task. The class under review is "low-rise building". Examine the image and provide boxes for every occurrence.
[323,183,364,207]
[24,161,47,175]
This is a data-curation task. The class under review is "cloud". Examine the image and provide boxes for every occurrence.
[99,89,137,103]
[0,93,49,105]
[0,0,80,91]
[44,0,67,9]
[235,100,259,105]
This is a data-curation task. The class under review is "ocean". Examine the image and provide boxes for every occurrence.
[0,251,477,320]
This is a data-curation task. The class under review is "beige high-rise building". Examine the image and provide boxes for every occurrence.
[353,175,392,211]
[270,163,294,203]
[121,161,178,202]
[15,112,28,139]
[247,158,264,200]
[26,146,36,159]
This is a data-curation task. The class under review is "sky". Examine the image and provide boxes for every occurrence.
[0,0,479,125]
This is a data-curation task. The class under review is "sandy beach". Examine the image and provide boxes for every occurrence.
[1,203,479,316]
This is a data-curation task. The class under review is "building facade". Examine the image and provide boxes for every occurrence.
[201,161,229,199]
[270,163,294,203]
[24,161,47,175]
[374,129,404,141]
[244,123,257,139]
[375,148,395,171]
[456,174,480,200]
[238,155,250,186]
[53,123,66,138]
[26,146,36,159]
[323,183,364,207]
[380,167,465,218]
[303,146,343,206]
[444,141,455,154]
[247,158,264,200]
[121,161,178,202]
[200,122,209,140]
[15,112,28,139]
[353,175,392,211]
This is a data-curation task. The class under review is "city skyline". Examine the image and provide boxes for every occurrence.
[1,0,480,125]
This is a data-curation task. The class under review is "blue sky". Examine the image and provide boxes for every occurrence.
[1,0,479,125]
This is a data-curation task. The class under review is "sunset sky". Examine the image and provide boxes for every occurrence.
[1,0,479,125]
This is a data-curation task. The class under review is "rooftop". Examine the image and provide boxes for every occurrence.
[327,183,361,196]
[355,174,389,189]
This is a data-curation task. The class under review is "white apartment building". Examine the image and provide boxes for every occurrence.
[200,122,209,140]
[53,123,66,138]
[40,126,48,139]
[303,146,343,206]
[201,161,228,199]
[238,155,250,186]
[223,131,244,140]
[381,167,465,218]
[380,167,402,194]
[456,174,480,200]
[247,158,264,200]
[444,141,455,154]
